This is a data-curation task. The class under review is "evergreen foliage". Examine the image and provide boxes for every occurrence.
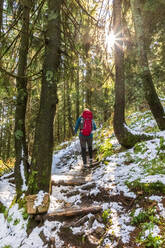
[0,0,164,203]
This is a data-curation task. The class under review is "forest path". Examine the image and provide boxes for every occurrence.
[49,155,109,247]
[46,138,143,248]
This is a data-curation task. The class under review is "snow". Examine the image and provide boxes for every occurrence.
[21,227,44,248]
[0,204,28,248]
[34,190,46,207]
[43,220,64,248]
[142,225,160,239]
[158,203,165,218]
[0,110,165,247]
[0,180,15,207]
[124,123,154,136]
[134,208,142,217]
[92,219,105,229]
[20,160,28,192]
[148,195,162,202]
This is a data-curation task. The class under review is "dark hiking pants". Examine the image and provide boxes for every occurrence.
[79,135,93,165]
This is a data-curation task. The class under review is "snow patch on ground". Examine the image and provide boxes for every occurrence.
[0,180,15,207]
[0,112,165,247]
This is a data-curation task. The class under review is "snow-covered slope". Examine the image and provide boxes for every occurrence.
[0,110,165,248]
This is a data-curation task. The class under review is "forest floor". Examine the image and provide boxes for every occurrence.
[0,107,165,248]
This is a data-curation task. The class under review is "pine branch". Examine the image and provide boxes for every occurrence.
[74,0,97,23]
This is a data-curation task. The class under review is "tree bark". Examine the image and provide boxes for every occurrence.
[85,61,92,110]
[6,105,13,159]
[57,112,60,143]
[63,81,66,140]
[66,79,74,136]
[130,0,165,130]
[14,0,32,198]
[28,0,62,194]
[75,66,80,120]
[113,0,154,148]
[0,0,4,35]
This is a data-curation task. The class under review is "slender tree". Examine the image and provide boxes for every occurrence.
[130,0,165,130]
[63,80,66,140]
[14,0,32,198]
[66,76,74,136]
[75,65,80,120]
[113,0,154,148]
[0,0,4,35]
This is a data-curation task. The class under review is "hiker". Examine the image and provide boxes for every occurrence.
[74,108,96,167]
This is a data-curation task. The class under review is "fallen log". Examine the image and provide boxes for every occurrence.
[46,205,102,219]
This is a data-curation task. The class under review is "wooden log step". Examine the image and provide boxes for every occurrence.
[51,174,91,186]
[47,205,102,219]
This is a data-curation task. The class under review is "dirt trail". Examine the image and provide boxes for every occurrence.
[48,158,136,248]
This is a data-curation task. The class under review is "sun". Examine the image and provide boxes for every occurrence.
[105,31,116,53]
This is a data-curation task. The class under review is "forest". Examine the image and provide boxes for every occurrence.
[0,0,165,247]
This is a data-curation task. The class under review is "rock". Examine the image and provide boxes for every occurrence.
[94,226,105,237]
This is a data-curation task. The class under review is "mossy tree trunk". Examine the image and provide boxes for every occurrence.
[28,0,62,194]
[113,0,154,148]
[14,0,32,199]
[130,0,165,130]
[6,104,13,160]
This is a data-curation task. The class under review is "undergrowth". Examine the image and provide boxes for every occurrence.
[0,159,14,176]
[131,207,163,247]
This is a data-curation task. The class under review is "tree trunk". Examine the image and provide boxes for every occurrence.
[57,112,60,143]
[0,0,4,68]
[6,123,11,160]
[104,88,111,122]
[63,81,66,140]
[0,0,4,35]
[75,67,80,120]
[0,105,2,157]
[28,0,62,194]
[66,79,74,136]
[14,0,32,198]
[86,88,92,110]
[130,0,165,130]
[85,61,92,110]
[6,105,13,159]
[26,81,33,157]
[113,0,154,148]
